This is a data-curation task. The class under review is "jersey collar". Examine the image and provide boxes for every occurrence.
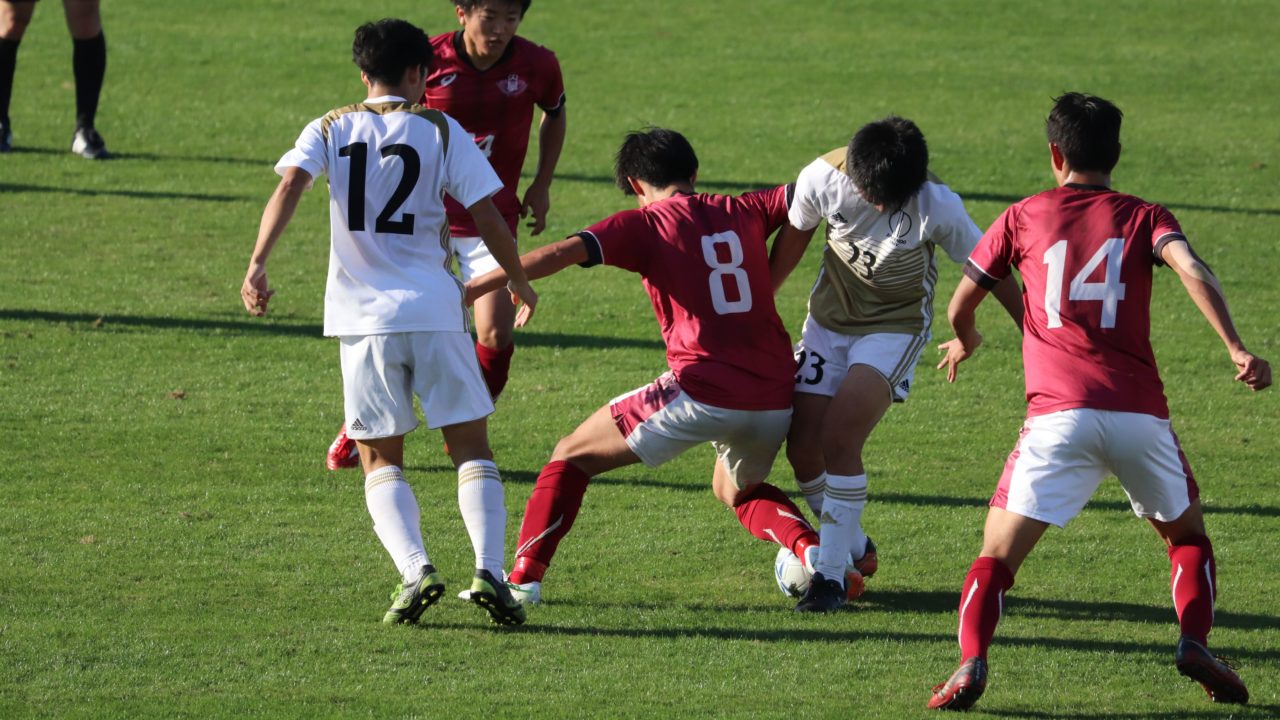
[452,30,516,73]
[1064,182,1113,192]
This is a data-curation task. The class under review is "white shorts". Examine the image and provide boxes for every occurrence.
[609,372,792,490]
[339,331,494,439]
[991,408,1199,527]
[451,235,502,284]
[793,316,927,402]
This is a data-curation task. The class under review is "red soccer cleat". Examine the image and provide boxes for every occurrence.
[1176,636,1249,704]
[927,657,987,711]
[326,427,360,470]
[854,536,878,579]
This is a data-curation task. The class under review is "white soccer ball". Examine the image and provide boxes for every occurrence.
[774,547,812,598]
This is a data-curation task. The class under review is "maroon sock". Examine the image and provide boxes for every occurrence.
[957,556,1015,661]
[733,483,819,558]
[475,341,514,400]
[508,460,590,584]
[1168,534,1216,645]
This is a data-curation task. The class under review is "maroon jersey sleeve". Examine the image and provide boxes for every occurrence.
[1149,204,1186,266]
[534,49,565,115]
[965,204,1020,290]
[733,185,791,236]
[577,209,652,274]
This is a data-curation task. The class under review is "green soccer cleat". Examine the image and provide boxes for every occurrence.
[382,565,445,624]
[469,569,527,626]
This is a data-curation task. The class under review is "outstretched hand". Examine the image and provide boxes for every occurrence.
[936,332,982,383]
[1231,349,1272,391]
[508,279,538,327]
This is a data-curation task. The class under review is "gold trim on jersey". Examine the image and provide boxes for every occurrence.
[318,103,451,155]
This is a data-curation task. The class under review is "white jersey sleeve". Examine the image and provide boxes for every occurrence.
[788,158,843,232]
[441,114,503,210]
[275,118,326,188]
[925,184,983,264]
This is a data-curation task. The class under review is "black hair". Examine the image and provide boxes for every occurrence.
[352,19,433,87]
[614,128,699,194]
[453,0,532,17]
[846,116,928,209]
[1046,92,1123,173]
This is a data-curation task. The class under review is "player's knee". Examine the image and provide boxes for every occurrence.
[63,4,102,38]
[475,326,513,351]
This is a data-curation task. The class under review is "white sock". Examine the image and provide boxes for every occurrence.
[797,473,827,518]
[364,466,429,581]
[816,473,868,585]
[457,459,506,579]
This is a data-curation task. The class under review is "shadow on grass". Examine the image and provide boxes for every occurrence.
[0,309,665,350]
[4,145,269,167]
[0,181,253,203]
[874,490,1280,518]
[981,707,1277,719]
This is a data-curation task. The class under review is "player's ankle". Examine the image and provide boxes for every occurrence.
[508,555,547,585]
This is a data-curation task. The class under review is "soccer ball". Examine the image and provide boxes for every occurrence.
[774,547,812,598]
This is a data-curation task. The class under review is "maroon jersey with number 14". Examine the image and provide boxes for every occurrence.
[423,31,565,237]
[576,186,797,412]
[965,183,1187,419]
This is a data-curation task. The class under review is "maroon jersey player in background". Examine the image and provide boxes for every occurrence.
[328,0,565,469]
[465,128,822,605]
[928,93,1270,711]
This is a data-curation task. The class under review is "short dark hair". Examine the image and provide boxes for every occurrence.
[1045,92,1123,173]
[453,0,532,17]
[352,19,433,87]
[846,116,929,209]
[614,128,699,194]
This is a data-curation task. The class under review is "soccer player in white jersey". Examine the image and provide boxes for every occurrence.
[771,117,1024,611]
[240,19,537,626]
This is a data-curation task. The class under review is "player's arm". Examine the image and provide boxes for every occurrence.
[769,223,817,293]
[469,196,539,326]
[520,108,567,236]
[936,273,989,383]
[241,166,311,317]
[465,234,589,306]
[989,274,1025,333]
[1162,239,1271,390]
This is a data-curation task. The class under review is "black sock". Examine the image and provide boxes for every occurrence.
[0,37,20,128]
[72,32,106,130]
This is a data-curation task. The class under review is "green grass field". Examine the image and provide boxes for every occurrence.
[2,1,1278,717]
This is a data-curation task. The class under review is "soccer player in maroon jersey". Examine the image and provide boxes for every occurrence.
[327,0,565,469]
[927,93,1271,711]
[465,128,821,604]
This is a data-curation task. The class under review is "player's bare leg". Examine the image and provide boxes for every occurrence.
[929,507,1047,710]
[472,287,517,398]
[507,405,639,595]
[0,0,35,153]
[786,392,831,517]
[1148,501,1247,703]
[354,435,444,623]
[714,462,820,575]
[813,365,891,591]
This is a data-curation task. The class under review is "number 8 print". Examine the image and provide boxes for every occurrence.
[701,231,753,315]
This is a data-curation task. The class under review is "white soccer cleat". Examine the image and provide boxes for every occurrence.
[509,580,541,606]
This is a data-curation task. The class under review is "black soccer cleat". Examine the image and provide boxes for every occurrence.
[71,126,109,160]
[1175,636,1248,704]
[469,569,527,626]
[794,571,847,613]
[0,122,11,153]
[927,657,988,711]
[382,564,446,624]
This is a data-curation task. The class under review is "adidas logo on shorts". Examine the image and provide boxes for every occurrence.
[350,418,367,432]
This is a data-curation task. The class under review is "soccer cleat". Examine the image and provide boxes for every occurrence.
[382,565,445,624]
[326,427,360,470]
[1175,636,1248,704]
[844,567,867,601]
[509,580,541,606]
[71,126,109,160]
[854,536,879,579]
[469,569,527,625]
[0,122,11,153]
[927,657,988,710]
[794,571,847,613]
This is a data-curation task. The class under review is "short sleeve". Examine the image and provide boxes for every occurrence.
[737,184,790,233]
[965,205,1018,290]
[788,159,836,231]
[536,50,565,115]
[1150,204,1186,266]
[930,189,984,264]
[577,209,653,274]
[441,114,504,209]
[275,118,326,188]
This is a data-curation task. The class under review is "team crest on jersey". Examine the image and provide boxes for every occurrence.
[438,73,457,87]
[498,73,528,96]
